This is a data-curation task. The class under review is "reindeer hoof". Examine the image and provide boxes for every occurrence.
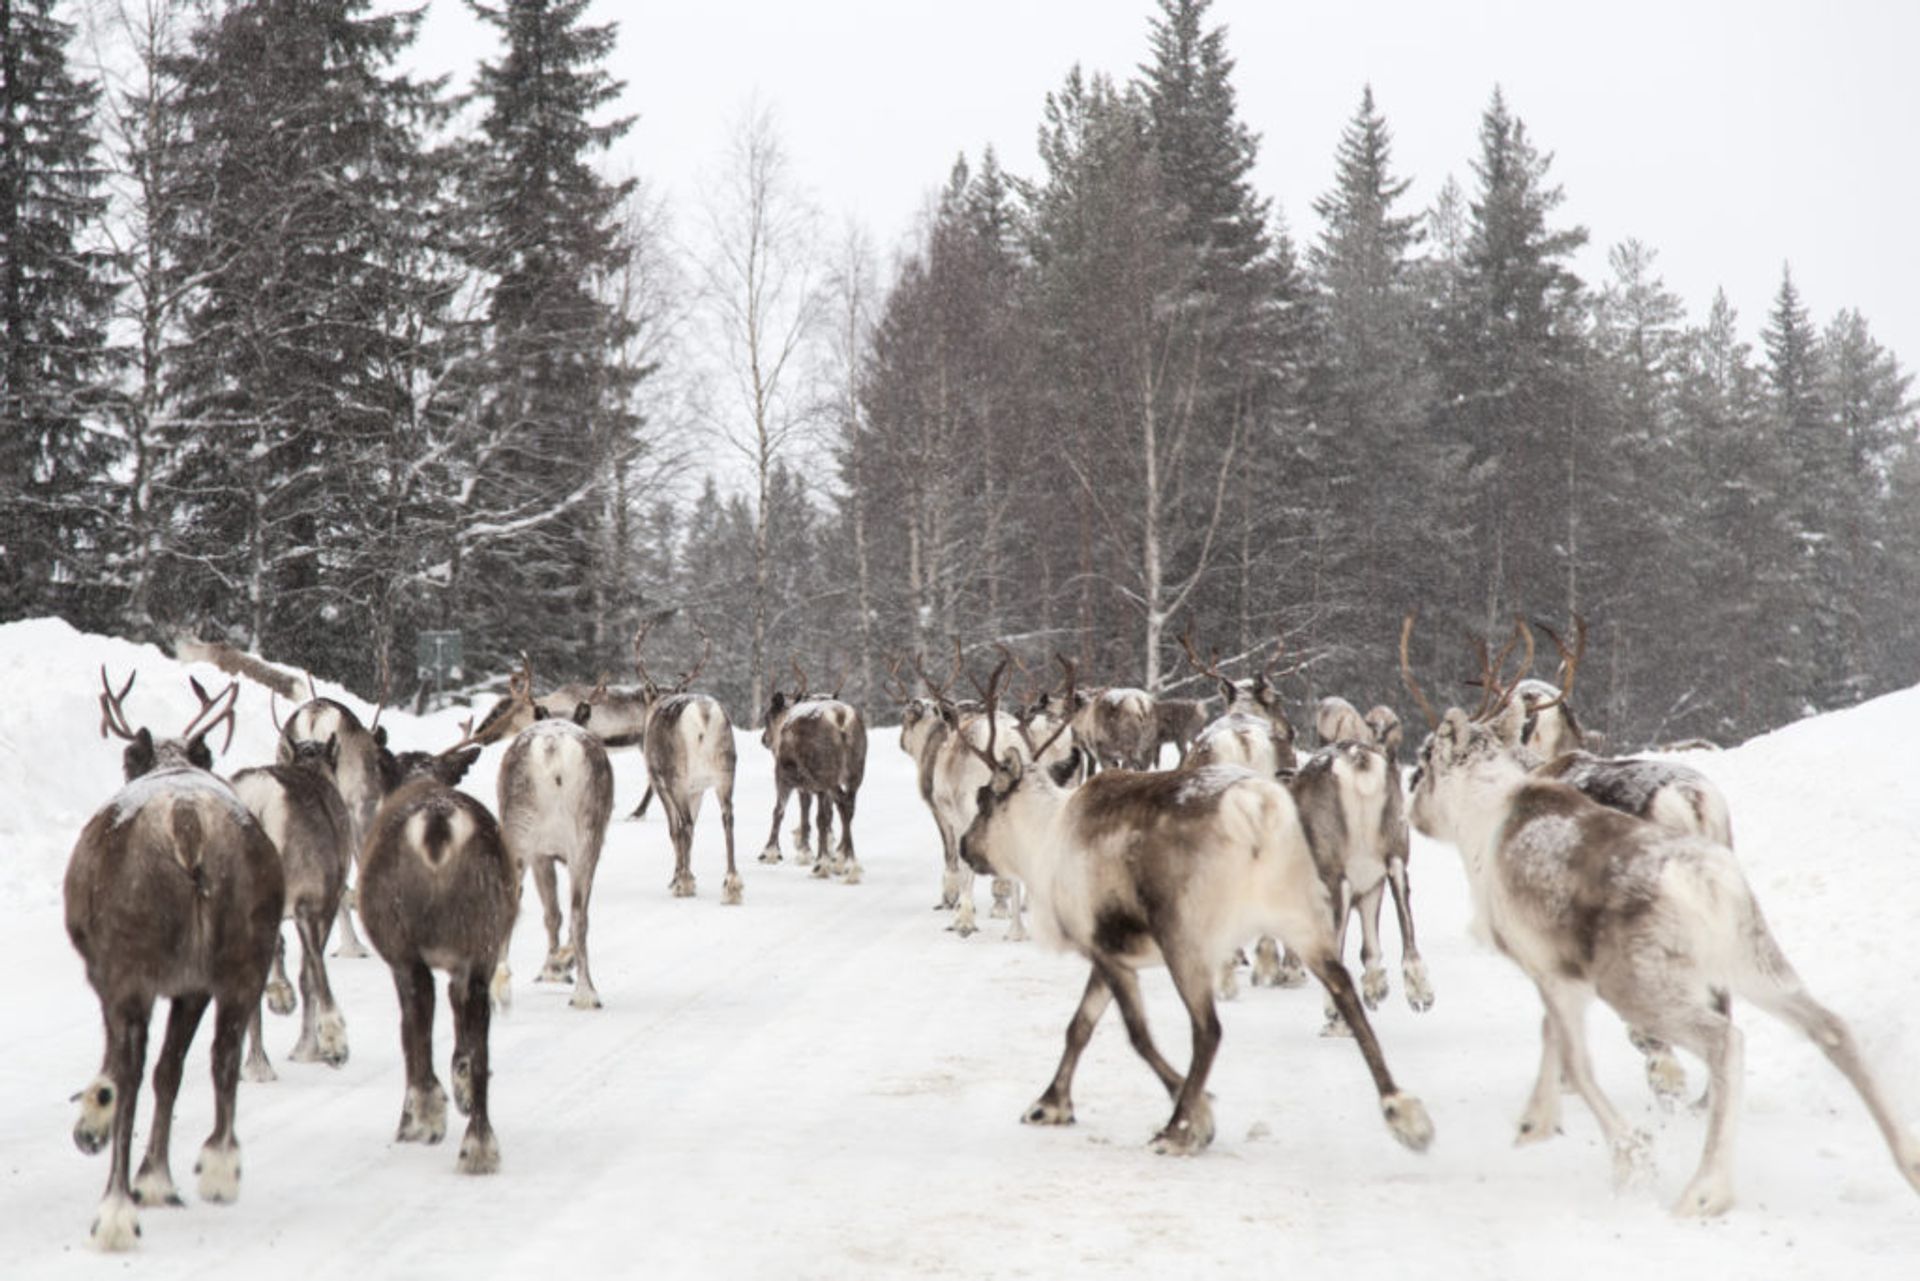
[570,987,603,1011]
[1646,1049,1688,1109]
[537,960,572,984]
[194,1142,242,1204]
[842,861,864,886]
[1403,960,1435,1013]
[242,1054,277,1084]
[398,1083,448,1143]
[89,1193,140,1252]
[1319,1009,1355,1038]
[331,940,369,960]
[1023,1097,1075,1126]
[722,874,744,906]
[1151,1109,1214,1155]
[458,1126,500,1175]
[1611,1131,1656,1190]
[72,1077,115,1154]
[1673,1173,1735,1218]
[669,874,697,898]
[132,1164,182,1208]
[1361,966,1390,1009]
[1514,1114,1562,1145]
[756,848,782,865]
[265,978,296,1017]
[1382,1092,1434,1153]
[811,859,831,879]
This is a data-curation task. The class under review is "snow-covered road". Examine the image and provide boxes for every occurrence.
[2,619,1916,1278]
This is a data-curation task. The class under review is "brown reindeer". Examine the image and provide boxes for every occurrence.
[358,740,515,1174]
[1152,697,1212,766]
[760,660,867,881]
[277,679,389,958]
[68,670,285,1250]
[229,691,353,1081]
[497,655,617,1007]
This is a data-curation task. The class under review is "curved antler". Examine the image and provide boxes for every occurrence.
[959,650,1013,772]
[1399,612,1441,731]
[675,621,713,693]
[1525,615,1588,714]
[368,648,394,737]
[183,676,240,754]
[634,621,659,695]
[789,657,809,700]
[99,666,139,741]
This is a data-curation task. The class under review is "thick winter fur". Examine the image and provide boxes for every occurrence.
[359,753,516,1175]
[1289,744,1432,1024]
[1364,705,1404,761]
[279,698,382,957]
[1152,698,1211,766]
[1070,687,1159,771]
[760,695,867,882]
[957,758,1433,1159]
[647,693,742,902]
[500,711,616,1007]
[931,708,1039,940]
[66,751,284,1250]
[1315,696,1372,747]
[1409,705,1920,1215]
[1185,675,1297,782]
[1534,750,1732,847]
[230,749,353,1078]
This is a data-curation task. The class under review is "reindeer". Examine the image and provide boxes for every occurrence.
[1364,705,1404,761]
[1315,696,1372,747]
[1176,630,1303,990]
[1405,687,1920,1215]
[225,686,354,1081]
[1152,696,1212,766]
[952,665,1434,1160]
[759,661,867,883]
[632,623,742,903]
[463,660,656,819]
[277,677,389,958]
[1290,741,1434,1031]
[1068,680,1159,771]
[1405,612,1729,1105]
[358,739,515,1175]
[68,671,285,1250]
[496,656,616,1008]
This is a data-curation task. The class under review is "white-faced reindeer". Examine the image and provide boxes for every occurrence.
[633,624,742,903]
[1402,640,1920,1215]
[494,655,616,1008]
[277,679,388,958]
[69,671,285,1250]
[952,665,1433,1160]
[226,681,353,1081]
[358,738,514,1175]
[760,660,867,883]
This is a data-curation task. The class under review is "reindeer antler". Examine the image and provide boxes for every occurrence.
[959,650,1013,772]
[789,657,809,700]
[674,621,713,693]
[1177,619,1225,682]
[912,647,960,703]
[183,676,240,754]
[99,667,140,741]
[368,648,394,737]
[1399,612,1441,731]
[881,655,913,703]
[1525,615,1588,714]
[633,621,660,696]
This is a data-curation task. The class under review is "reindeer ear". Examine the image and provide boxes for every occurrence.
[123,728,156,782]
[937,702,959,730]
[769,691,788,716]
[186,733,215,771]
[1217,677,1237,704]
[572,702,593,727]
[1047,749,1085,789]
[374,725,389,748]
[531,703,551,721]
[437,745,482,786]
[995,747,1025,792]
[1490,696,1527,746]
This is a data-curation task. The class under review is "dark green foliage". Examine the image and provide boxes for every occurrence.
[0,0,118,627]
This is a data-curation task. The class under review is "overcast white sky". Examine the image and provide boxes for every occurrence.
[411,0,1920,375]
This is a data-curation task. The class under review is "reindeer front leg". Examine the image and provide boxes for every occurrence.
[1024,966,1112,1126]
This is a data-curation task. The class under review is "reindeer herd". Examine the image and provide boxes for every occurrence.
[55,612,1920,1250]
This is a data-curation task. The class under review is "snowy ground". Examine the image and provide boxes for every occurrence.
[2,617,1917,1278]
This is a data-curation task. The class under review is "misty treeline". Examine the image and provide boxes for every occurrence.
[4,0,1917,747]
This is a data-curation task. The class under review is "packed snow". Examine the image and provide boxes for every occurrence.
[1,617,1916,1278]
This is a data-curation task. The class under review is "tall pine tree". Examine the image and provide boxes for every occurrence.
[0,0,118,626]
[458,0,639,680]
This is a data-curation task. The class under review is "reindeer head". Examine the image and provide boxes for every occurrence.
[954,652,1086,877]
[98,669,240,781]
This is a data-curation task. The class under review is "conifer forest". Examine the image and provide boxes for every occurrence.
[5,0,1916,748]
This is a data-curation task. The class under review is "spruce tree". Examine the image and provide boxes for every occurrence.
[0,0,118,626]
[160,0,454,687]
[459,0,639,680]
